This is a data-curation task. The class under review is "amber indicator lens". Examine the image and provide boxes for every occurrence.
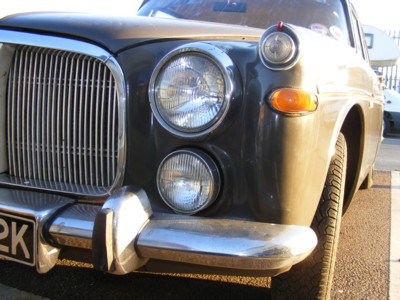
[270,89,318,113]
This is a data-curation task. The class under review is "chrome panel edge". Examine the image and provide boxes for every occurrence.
[0,188,73,273]
[0,30,111,61]
[0,29,127,198]
[105,56,126,198]
[137,217,317,270]
[92,187,153,275]
[1,186,317,274]
[0,44,13,173]
[0,171,109,197]
[49,187,316,272]
[48,204,100,249]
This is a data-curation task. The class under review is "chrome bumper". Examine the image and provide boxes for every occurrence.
[0,187,317,275]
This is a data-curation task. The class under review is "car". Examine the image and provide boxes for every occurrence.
[0,0,385,298]
[384,89,400,135]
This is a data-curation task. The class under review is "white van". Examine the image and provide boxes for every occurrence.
[364,25,400,135]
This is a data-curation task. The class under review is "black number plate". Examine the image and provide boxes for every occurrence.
[0,212,36,266]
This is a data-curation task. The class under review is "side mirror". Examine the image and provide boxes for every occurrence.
[364,25,400,67]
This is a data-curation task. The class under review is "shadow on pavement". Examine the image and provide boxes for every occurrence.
[0,259,270,300]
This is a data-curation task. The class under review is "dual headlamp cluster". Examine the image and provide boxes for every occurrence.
[149,23,311,215]
[149,43,234,214]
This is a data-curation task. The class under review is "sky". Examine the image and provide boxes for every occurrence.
[1,0,399,30]
[351,0,400,29]
[1,0,143,17]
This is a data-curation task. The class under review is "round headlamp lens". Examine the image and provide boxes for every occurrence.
[154,54,226,132]
[262,32,296,64]
[157,150,220,214]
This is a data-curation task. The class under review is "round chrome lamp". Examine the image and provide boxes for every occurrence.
[157,149,221,214]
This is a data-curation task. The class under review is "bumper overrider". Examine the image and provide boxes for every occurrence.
[0,186,317,275]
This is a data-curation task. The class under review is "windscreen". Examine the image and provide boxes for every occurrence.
[137,0,349,44]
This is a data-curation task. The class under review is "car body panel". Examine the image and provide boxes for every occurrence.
[0,12,263,53]
[0,0,384,278]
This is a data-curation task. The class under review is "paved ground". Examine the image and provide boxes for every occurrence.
[376,134,400,171]
[332,170,391,299]
[0,284,46,300]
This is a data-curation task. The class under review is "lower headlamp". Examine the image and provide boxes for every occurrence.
[157,149,220,214]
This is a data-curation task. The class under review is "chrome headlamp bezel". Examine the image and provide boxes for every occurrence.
[149,42,240,139]
[156,149,221,215]
[259,23,300,71]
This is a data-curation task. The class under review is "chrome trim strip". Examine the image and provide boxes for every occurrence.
[0,188,73,273]
[0,30,110,62]
[50,207,316,272]
[0,29,126,197]
[0,173,109,196]
[49,204,100,249]
[49,188,316,273]
[92,187,152,274]
[0,186,317,274]
[137,216,317,271]
[0,44,13,173]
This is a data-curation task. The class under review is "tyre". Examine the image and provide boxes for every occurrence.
[271,133,347,300]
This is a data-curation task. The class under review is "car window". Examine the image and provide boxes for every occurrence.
[137,0,350,44]
[350,9,363,52]
[350,7,370,61]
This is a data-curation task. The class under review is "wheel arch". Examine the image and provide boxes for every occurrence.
[339,105,363,213]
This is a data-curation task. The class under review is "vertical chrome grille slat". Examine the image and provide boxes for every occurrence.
[83,60,90,185]
[16,49,23,178]
[46,50,53,182]
[89,61,95,186]
[6,45,120,193]
[72,55,79,184]
[8,50,17,177]
[58,54,65,183]
[112,87,117,186]
[51,52,59,182]
[21,52,28,178]
[100,67,106,187]
[67,55,74,183]
[26,51,33,179]
[62,54,69,183]
[35,50,43,181]
[41,51,48,181]
[78,59,85,185]
[95,63,101,187]
[107,72,112,187]
[31,51,38,180]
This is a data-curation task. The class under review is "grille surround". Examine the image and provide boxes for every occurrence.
[0,32,126,197]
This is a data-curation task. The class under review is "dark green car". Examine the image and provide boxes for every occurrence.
[0,0,383,298]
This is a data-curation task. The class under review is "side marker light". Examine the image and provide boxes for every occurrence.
[270,89,318,113]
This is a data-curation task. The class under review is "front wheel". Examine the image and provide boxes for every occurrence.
[271,133,347,299]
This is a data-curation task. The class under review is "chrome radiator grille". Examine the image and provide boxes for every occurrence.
[6,45,120,192]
